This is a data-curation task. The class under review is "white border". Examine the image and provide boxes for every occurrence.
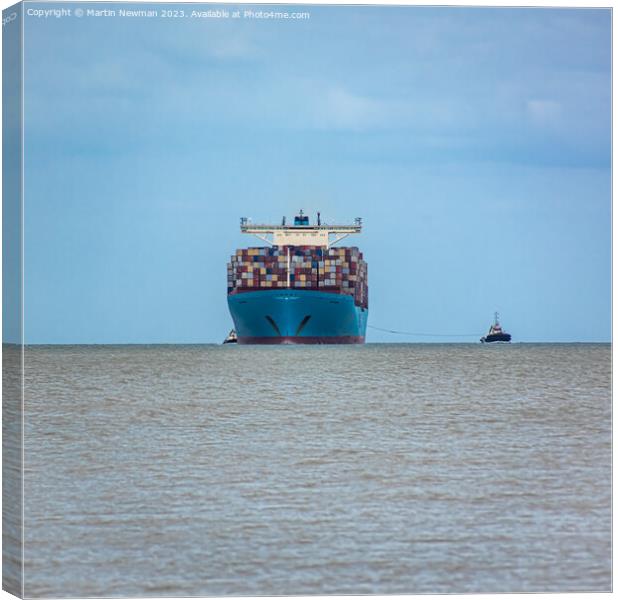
[0,1,613,600]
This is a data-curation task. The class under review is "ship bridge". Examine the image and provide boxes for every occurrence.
[240,210,362,248]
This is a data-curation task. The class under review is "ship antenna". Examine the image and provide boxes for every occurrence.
[317,211,321,226]
[494,311,499,325]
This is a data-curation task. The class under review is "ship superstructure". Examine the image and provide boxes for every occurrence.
[239,210,362,248]
[227,211,368,344]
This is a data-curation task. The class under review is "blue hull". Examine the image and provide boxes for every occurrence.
[227,290,368,344]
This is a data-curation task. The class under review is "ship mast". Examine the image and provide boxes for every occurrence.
[239,211,362,248]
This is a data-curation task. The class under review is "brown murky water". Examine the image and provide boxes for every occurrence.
[6,344,612,596]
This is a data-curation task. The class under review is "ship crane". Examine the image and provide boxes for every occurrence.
[239,211,362,249]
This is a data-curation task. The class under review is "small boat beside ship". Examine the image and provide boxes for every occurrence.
[481,312,512,343]
[223,329,238,344]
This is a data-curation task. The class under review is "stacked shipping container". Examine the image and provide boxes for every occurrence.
[227,246,368,309]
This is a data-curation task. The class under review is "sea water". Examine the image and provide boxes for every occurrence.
[6,343,611,596]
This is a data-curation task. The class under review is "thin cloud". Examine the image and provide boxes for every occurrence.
[315,86,387,131]
[526,99,563,127]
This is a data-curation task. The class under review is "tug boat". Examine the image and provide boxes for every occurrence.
[480,312,511,343]
[223,329,238,344]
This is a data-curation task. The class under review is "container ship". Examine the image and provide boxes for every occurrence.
[227,211,368,344]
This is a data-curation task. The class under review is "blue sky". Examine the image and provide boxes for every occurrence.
[19,3,611,343]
